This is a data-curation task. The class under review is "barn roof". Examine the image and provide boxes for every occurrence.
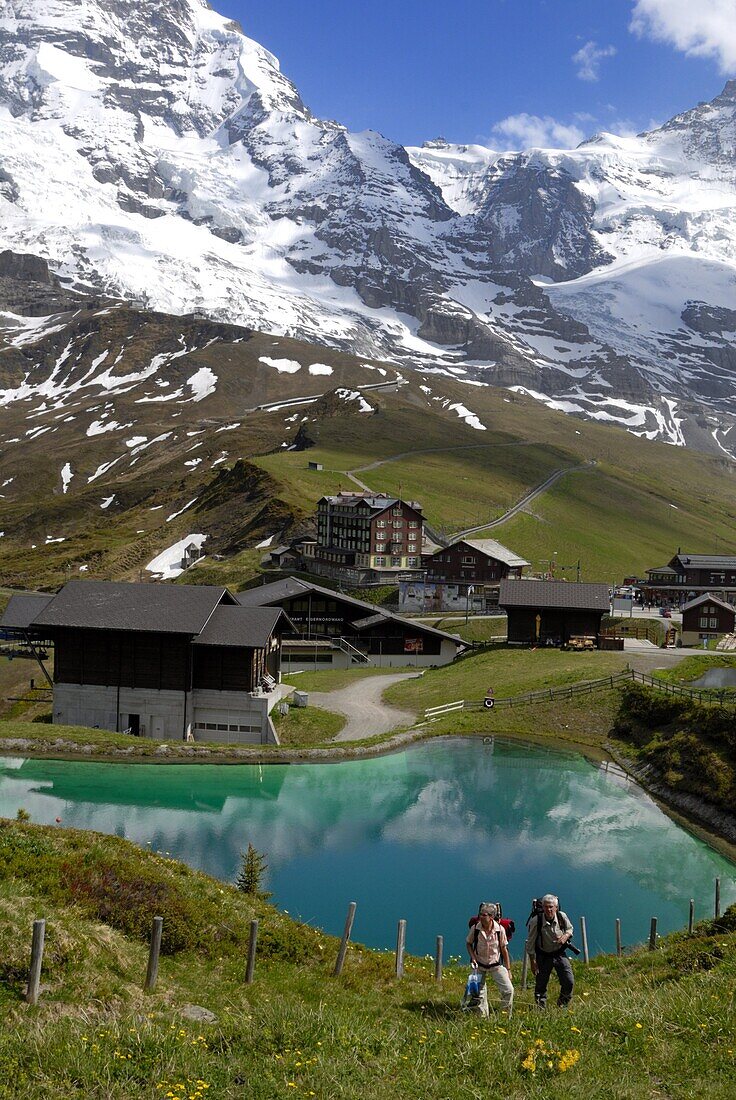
[192,606,290,648]
[499,579,610,611]
[31,580,233,635]
[0,593,54,630]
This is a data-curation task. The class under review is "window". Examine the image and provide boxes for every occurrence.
[393,520,403,529]
[391,555,402,566]
[375,556,386,565]
[699,617,709,628]
[408,520,418,528]
[392,506,402,515]
[710,618,718,629]
[462,555,475,564]
[376,520,386,528]
[408,557,419,566]
[408,532,417,542]
[375,543,385,552]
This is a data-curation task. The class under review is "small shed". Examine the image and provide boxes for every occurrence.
[681,593,736,646]
[499,580,611,647]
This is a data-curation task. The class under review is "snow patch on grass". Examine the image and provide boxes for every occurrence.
[259,356,301,374]
[146,534,207,580]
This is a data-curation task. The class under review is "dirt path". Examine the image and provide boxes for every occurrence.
[308,672,420,741]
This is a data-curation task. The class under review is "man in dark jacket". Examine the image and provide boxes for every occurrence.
[524,893,574,1007]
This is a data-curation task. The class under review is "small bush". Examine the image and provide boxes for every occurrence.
[59,856,228,955]
[665,937,726,975]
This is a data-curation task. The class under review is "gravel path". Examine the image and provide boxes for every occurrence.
[308,672,421,741]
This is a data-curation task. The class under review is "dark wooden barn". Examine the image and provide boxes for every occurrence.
[498,580,611,647]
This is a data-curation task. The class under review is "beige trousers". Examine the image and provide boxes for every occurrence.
[478,966,514,1017]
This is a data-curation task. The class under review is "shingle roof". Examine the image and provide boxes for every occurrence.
[681,592,736,614]
[32,580,233,634]
[499,579,610,611]
[458,539,530,568]
[192,606,290,648]
[237,577,312,605]
[0,593,54,630]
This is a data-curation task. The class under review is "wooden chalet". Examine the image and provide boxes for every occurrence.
[681,593,736,647]
[498,579,611,647]
[642,552,736,607]
[1,581,292,744]
[237,577,462,669]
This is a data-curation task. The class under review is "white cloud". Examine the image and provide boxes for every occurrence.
[491,113,586,150]
[573,40,617,81]
[630,0,736,73]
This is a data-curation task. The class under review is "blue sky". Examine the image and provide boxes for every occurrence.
[217,0,736,147]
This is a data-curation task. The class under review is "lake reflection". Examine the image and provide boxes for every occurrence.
[0,740,733,957]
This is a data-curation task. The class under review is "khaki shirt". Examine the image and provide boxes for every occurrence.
[466,920,508,967]
[525,910,573,956]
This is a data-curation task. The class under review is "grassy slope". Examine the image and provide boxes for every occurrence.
[251,383,736,584]
[385,649,628,711]
[272,704,345,745]
[1,819,735,1100]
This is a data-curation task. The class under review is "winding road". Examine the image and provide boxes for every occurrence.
[308,672,420,741]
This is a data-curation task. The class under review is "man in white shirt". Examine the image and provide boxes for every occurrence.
[466,902,514,1017]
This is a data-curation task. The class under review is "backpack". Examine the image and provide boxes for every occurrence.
[468,903,516,944]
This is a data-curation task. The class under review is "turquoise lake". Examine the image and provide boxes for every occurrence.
[1,738,734,959]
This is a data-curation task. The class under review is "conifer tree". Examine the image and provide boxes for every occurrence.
[236,843,272,899]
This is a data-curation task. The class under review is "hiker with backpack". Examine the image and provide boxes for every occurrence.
[525,894,575,1008]
[465,902,514,1017]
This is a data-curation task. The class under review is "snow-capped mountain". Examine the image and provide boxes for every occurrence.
[1,0,735,457]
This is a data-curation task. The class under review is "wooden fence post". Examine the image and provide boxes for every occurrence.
[245,919,259,984]
[615,918,622,958]
[144,916,163,992]
[25,919,46,1006]
[715,878,721,919]
[579,916,589,964]
[333,903,356,977]
[434,935,443,983]
[648,917,658,951]
[688,899,695,935]
[395,920,406,978]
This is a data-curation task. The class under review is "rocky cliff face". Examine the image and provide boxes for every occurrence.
[0,0,735,455]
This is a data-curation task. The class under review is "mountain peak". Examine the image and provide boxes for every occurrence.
[0,0,734,458]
